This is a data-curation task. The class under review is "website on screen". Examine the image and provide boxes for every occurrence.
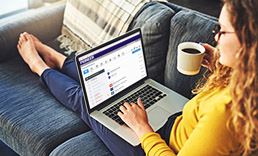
[79,33,147,109]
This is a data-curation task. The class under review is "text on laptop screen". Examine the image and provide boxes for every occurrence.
[78,32,147,109]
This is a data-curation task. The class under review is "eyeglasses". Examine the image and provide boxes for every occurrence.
[212,24,235,42]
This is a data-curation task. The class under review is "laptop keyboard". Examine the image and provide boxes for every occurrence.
[103,85,167,125]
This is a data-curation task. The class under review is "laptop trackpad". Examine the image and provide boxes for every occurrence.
[148,106,171,128]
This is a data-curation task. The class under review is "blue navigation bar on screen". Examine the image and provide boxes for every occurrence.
[132,48,141,54]
[79,34,141,65]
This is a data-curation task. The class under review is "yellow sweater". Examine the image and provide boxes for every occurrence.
[141,88,239,156]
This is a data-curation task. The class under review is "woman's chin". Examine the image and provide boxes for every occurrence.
[219,57,233,67]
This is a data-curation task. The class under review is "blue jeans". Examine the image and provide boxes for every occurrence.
[39,58,181,156]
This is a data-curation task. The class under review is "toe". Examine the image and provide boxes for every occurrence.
[18,40,22,47]
[27,35,35,45]
[20,34,26,43]
[18,35,22,43]
[24,32,30,41]
[17,41,22,52]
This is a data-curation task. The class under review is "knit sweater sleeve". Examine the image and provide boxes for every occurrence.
[141,132,176,156]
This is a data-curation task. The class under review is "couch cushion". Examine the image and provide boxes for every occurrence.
[50,131,112,156]
[0,56,90,156]
[61,0,157,51]
[164,10,217,99]
[128,2,176,84]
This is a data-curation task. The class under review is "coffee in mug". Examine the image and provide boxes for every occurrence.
[177,42,205,75]
[182,48,201,54]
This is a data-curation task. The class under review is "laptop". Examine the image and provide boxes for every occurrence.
[75,28,189,146]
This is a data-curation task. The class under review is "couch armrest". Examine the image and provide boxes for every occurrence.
[0,2,65,62]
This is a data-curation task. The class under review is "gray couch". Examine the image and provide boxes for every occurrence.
[0,1,217,156]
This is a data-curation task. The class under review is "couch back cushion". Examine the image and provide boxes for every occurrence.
[61,0,162,51]
[128,2,175,83]
[164,10,217,99]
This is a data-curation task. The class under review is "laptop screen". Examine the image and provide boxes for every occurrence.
[77,29,147,109]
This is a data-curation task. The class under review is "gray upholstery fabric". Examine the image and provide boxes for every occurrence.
[0,3,65,62]
[164,10,217,98]
[50,131,112,156]
[0,56,90,156]
[128,2,175,84]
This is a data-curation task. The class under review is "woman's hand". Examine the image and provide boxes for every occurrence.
[118,98,154,139]
[201,43,215,71]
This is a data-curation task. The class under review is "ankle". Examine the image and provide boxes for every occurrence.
[34,41,67,70]
[30,59,49,76]
[57,56,66,70]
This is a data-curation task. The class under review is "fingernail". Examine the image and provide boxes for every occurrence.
[199,42,203,45]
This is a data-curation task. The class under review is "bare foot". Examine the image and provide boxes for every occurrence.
[17,32,49,76]
[30,34,66,70]
[30,34,42,44]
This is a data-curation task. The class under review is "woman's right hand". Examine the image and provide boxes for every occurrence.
[201,43,215,71]
[118,98,154,140]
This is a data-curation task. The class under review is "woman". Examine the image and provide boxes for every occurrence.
[17,0,257,155]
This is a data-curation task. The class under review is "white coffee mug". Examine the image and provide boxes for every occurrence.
[177,42,205,75]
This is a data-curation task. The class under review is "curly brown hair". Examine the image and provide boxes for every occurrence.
[194,0,258,155]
